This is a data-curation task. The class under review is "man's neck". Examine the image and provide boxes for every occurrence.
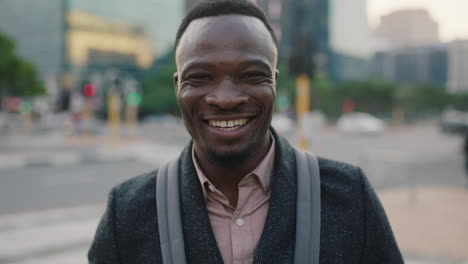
[193,134,272,207]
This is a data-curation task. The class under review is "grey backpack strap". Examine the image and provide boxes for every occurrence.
[156,158,187,264]
[293,148,321,264]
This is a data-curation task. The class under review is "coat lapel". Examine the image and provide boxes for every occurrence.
[179,143,224,264]
[253,130,297,263]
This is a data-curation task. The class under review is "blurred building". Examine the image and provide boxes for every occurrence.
[0,0,65,76]
[66,10,153,70]
[281,0,328,77]
[373,39,468,91]
[282,0,371,81]
[68,0,183,56]
[186,0,283,44]
[0,0,183,96]
[185,0,371,82]
[448,40,468,93]
[0,0,156,97]
[375,9,440,51]
[328,0,371,81]
[371,44,448,87]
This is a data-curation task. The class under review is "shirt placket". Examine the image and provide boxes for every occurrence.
[231,176,255,264]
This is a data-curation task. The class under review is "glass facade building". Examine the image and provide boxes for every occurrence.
[0,0,65,75]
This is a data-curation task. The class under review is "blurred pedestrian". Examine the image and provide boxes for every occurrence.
[464,134,468,186]
[88,1,403,263]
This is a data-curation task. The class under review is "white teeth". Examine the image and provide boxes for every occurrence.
[208,118,249,130]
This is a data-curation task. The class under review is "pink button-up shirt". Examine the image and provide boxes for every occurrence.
[192,137,275,264]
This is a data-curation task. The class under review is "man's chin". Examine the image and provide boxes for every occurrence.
[205,147,252,168]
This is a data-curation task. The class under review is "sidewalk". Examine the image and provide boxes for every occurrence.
[379,186,468,263]
[0,204,103,263]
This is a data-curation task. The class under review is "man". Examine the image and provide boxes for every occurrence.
[88,0,403,263]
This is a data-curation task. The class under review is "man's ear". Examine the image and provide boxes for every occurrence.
[173,72,179,94]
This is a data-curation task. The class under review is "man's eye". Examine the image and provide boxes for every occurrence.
[242,72,264,79]
[189,74,212,80]
[182,74,213,87]
[241,72,272,83]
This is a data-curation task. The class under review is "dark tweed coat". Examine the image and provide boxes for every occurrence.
[88,131,403,263]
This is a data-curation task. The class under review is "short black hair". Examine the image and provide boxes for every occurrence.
[175,0,278,50]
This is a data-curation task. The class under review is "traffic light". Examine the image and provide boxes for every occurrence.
[83,83,97,98]
[342,99,355,113]
[126,91,142,107]
[288,35,315,77]
[19,100,32,114]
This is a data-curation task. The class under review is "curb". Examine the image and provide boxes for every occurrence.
[0,151,135,171]
[0,141,184,171]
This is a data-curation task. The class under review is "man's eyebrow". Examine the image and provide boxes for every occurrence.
[238,59,273,74]
[180,58,274,78]
[180,61,216,78]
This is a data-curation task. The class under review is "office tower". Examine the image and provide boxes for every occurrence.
[375,9,440,50]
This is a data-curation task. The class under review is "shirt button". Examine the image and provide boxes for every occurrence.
[236,218,244,226]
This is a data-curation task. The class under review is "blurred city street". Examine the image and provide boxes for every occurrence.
[0,120,467,263]
[1,0,468,262]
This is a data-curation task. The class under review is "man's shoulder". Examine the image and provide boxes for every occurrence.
[317,156,366,197]
[317,157,362,182]
[98,170,162,262]
[111,170,158,209]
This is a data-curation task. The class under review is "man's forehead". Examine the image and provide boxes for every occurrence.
[176,15,277,64]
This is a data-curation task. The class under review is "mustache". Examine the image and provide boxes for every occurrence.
[203,110,249,116]
[201,106,257,116]
[201,110,257,120]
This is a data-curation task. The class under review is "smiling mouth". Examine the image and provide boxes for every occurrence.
[207,118,250,131]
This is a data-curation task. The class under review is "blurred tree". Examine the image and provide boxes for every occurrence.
[0,31,45,97]
[311,73,340,119]
[335,80,397,116]
[0,32,15,71]
[140,58,178,115]
[397,83,451,118]
[276,61,297,99]
[450,92,468,111]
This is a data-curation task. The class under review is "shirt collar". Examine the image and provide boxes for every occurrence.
[192,132,276,199]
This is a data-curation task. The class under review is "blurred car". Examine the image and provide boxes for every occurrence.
[271,113,294,136]
[337,112,385,135]
[0,112,21,133]
[440,107,468,134]
[142,114,181,127]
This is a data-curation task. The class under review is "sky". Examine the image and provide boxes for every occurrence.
[367,0,468,42]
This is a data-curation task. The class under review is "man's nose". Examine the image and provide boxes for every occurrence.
[205,79,248,109]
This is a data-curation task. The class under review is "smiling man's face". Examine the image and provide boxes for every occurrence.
[174,14,278,167]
